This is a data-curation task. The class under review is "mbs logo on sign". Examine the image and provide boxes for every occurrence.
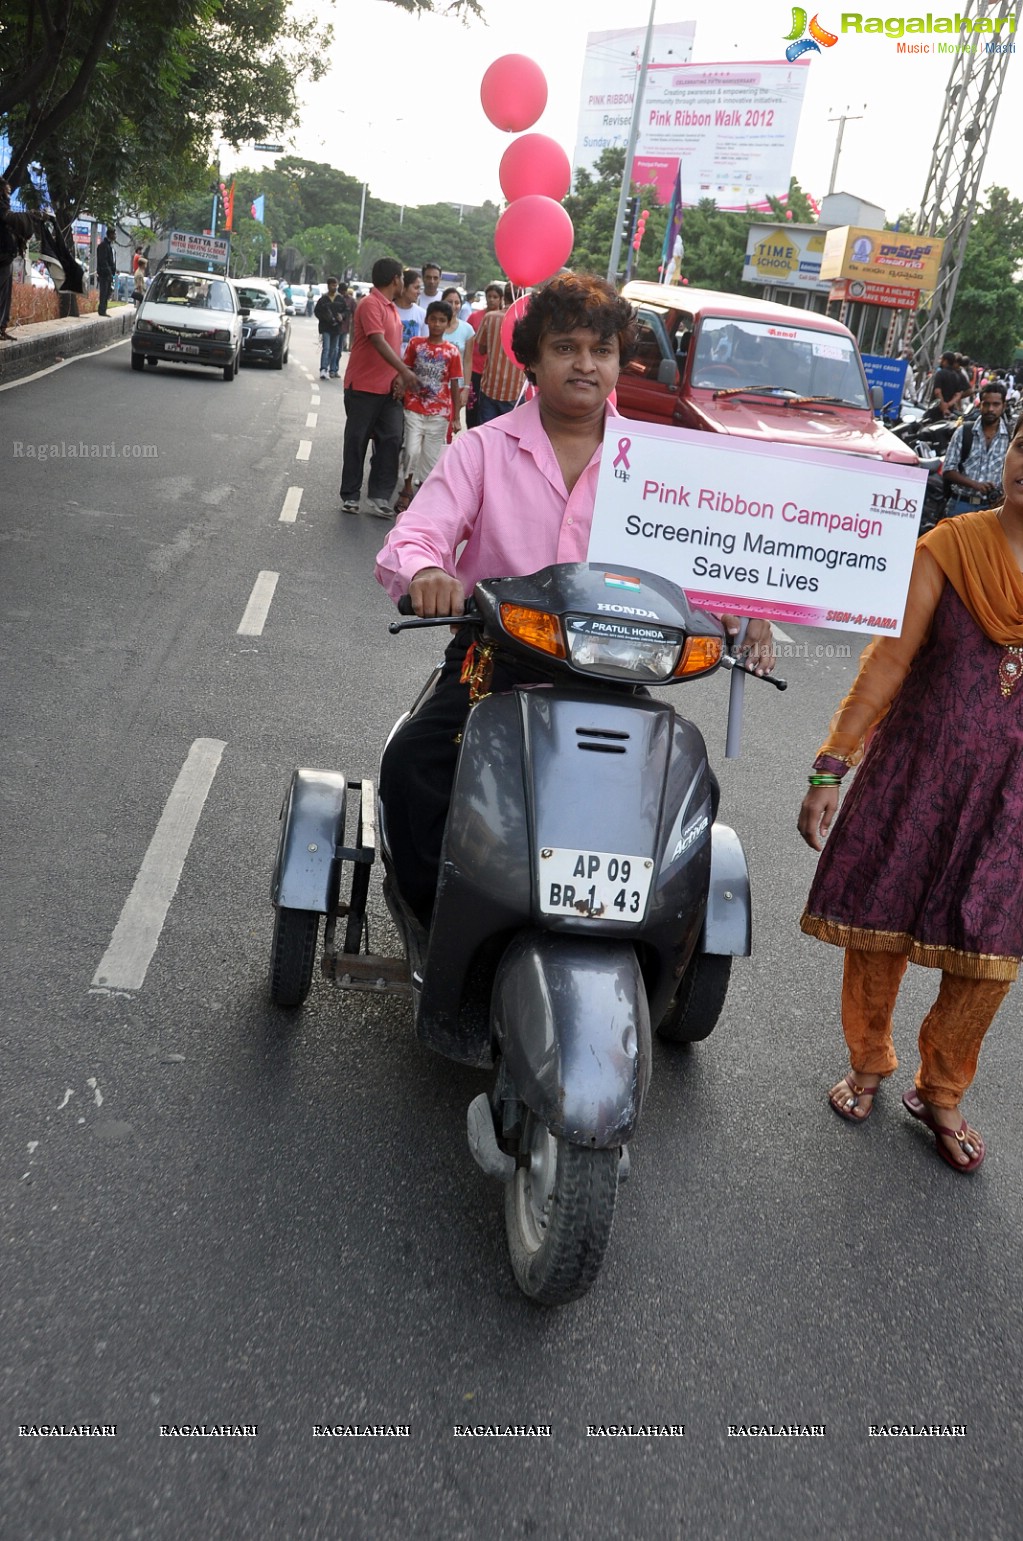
[783,8,839,60]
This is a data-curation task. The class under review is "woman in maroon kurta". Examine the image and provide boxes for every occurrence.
[798,419,1023,1172]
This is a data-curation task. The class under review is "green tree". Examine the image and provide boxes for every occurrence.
[154,158,500,290]
[1,0,481,223]
[948,187,1023,363]
[566,152,814,290]
[292,222,357,281]
[228,213,272,278]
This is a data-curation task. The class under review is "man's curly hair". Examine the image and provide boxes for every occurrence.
[511,273,638,384]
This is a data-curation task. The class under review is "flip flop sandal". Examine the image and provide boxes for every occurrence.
[901,1087,985,1173]
[829,1072,883,1122]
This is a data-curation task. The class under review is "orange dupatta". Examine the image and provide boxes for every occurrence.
[920,507,1023,647]
[817,509,1023,766]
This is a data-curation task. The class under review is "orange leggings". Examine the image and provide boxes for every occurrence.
[841,949,1010,1109]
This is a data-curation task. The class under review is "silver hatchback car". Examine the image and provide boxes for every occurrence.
[131,269,245,381]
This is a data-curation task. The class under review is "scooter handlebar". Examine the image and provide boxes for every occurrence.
[390,594,479,632]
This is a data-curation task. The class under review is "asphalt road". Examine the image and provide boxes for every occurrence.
[2,323,1021,1540]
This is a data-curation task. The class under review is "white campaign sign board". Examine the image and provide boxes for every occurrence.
[633,60,810,209]
[572,23,696,185]
[587,421,928,635]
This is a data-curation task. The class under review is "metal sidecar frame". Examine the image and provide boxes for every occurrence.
[268,768,410,1006]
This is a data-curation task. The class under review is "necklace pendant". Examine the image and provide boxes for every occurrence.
[999,646,1023,699]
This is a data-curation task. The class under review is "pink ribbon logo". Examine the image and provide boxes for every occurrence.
[612,437,631,470]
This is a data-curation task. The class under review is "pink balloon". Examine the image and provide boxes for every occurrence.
[499,135,571,203]
[494,196,574,288]
[501,295,531,367]
[480,55,548,133]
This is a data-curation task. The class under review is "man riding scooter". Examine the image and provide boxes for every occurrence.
[373,272,776,928]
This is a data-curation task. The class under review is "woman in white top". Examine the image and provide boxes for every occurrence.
[441,287,475,414]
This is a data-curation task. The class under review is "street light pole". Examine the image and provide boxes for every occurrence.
[607,0,657,284]
[357,181,367,273]
[827,106,865,194]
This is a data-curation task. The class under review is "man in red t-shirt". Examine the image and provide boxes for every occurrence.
[341,257,419,517]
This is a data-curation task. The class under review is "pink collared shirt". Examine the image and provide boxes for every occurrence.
[375,395,620,603]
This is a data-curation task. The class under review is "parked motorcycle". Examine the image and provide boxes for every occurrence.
[889,403,981,532]
[268,563,783,1306]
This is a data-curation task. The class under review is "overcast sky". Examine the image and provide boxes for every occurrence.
[234,0,1019,224]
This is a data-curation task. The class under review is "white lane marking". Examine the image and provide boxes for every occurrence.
[311,394,320,406]
[296,440,312,461]
[306,412,317,428]
[237,570,279,636]
[90,739,226,993]
[279,486,302,523]
[0,334,131,392]
[772,624,795,645]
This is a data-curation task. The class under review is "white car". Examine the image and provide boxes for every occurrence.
[130,268,245,381]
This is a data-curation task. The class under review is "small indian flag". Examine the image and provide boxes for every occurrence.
[603,572,641,591]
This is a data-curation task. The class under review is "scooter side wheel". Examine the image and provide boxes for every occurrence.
[657,951,731,1044]
[504,1111,619,1306]
[268,906,320,1008]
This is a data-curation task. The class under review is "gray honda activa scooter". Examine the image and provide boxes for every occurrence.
[269,562,782,1306]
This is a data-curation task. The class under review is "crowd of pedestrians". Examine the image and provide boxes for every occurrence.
[905,348,1023,522]
[335,258,526,518]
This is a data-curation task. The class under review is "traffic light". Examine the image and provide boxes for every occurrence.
[621,194,639,247]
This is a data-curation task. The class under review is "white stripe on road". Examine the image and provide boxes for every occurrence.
[237,570,279,636]
[772,624,795,644]
[296,440,312,461]
[90,739,226,993]
[279,486,302,523]
[311,395,320,407]
[306,412,317,428]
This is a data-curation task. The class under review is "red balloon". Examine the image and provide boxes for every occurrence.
[494,196,574,288]
[480,55,548,133]
[500,295,531,367]
[499,135,571,203]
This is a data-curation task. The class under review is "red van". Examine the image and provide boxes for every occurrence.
[618,282,918,465]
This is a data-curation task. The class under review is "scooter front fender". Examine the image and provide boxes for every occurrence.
[700,823,751,957]
[271,768,347,913]
[492,932,651,1147]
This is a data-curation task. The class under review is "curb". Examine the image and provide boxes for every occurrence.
[0,309,135,385]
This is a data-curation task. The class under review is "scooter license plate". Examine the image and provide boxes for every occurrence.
[538,847,653,921]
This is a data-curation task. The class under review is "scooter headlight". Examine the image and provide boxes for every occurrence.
[565,620,724,682]
[561,614,681,681]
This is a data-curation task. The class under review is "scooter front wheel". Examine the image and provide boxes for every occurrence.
[657,951,731,1043]
[505,1110,619,1306]
[268,906,320,1008]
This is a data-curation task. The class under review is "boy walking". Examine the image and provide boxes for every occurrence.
[397,300,462,512]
